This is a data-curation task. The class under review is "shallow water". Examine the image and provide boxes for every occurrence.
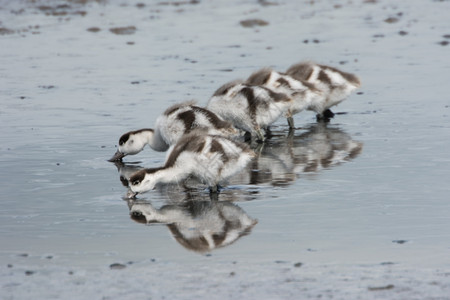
[1,0,450,286]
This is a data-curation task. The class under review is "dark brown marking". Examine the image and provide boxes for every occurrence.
[304,159,319,173]
[162,201,247,253]
[129,169,147,185]
[318,70,332,86]
[167,224,211,252]
[301,80,319,92]
[348,143,363,159]
[177,110,196,132]
[321,152,334,168]
[164,133,207,168]
[246,68,272,86]
[130,210,147,224]
[119,128,153,146]
[163,102,194,116]
[212,79,244,96]
[240,86,258,120]
[280,71,319,93]
[164,106,180,116]
[119,133,130,146]
[210,139,229,163]
[262,87,291,102]
[192,106,232,129]
[192,140,206,153]
[144,167,164,174]
[320,64,361,86]
[286,62,314,81]
[119,176,129,187]
[164,107,180,116]
[212,232,227,245]
[164,142,189,168]
[276,77,291,88]
[128,167,164,186]
[291,90,307,100]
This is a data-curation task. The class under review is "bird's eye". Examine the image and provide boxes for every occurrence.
[132,180,140,186]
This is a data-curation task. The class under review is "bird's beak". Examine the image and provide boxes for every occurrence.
[108,150,125,162]
[126,189,138,199]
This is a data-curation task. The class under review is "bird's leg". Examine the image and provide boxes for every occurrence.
[264,126,273,139]
[254,141,265,155]
[316,112,331,123]
[209,185,221,194]
[255,129,265,143]
[287,127,295,139]
[287,116,295,129]
[209,192,219,201]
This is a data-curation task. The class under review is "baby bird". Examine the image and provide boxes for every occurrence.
[246,68,324,129]
[108,101,237,161]
[207,79,292,141]
[286,61,361,121]
[127,130,255,197]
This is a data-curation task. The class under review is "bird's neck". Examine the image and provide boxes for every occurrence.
[144,129,170,151]
[133,204,179,224]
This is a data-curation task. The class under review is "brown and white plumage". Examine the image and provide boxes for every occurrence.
[286,61,361,121]
[207,80,292,141]
[246,68,324,128]
[108,101,237,161]
[127,130,255,197]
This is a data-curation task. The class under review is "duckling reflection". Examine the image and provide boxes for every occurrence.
[230,122,363,186]
[128,196,257,254]
[290,123,363,174]
[112,161,144,187]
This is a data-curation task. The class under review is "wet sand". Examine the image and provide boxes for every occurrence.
[1,0,450,299]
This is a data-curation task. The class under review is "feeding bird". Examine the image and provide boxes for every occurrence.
[108,101,237,161]
[126,130,255,197]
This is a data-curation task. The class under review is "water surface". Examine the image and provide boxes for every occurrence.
[1,0,450,296]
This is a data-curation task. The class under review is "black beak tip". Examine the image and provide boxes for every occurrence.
[107,151,125,162]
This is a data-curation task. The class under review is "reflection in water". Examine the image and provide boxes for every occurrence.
[112,162,144,187]
[232,123,363,186]
[126,194,257,253]
[114,123,362,254]
[291,123,363,174]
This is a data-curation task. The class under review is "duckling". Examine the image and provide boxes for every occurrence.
[127,130,255,197]
[246,68,324,129]
[108,101,237,161]
[108,128,166,162]
[207,79,292,141]
[285,61,361,121]
[130,200,257,253]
